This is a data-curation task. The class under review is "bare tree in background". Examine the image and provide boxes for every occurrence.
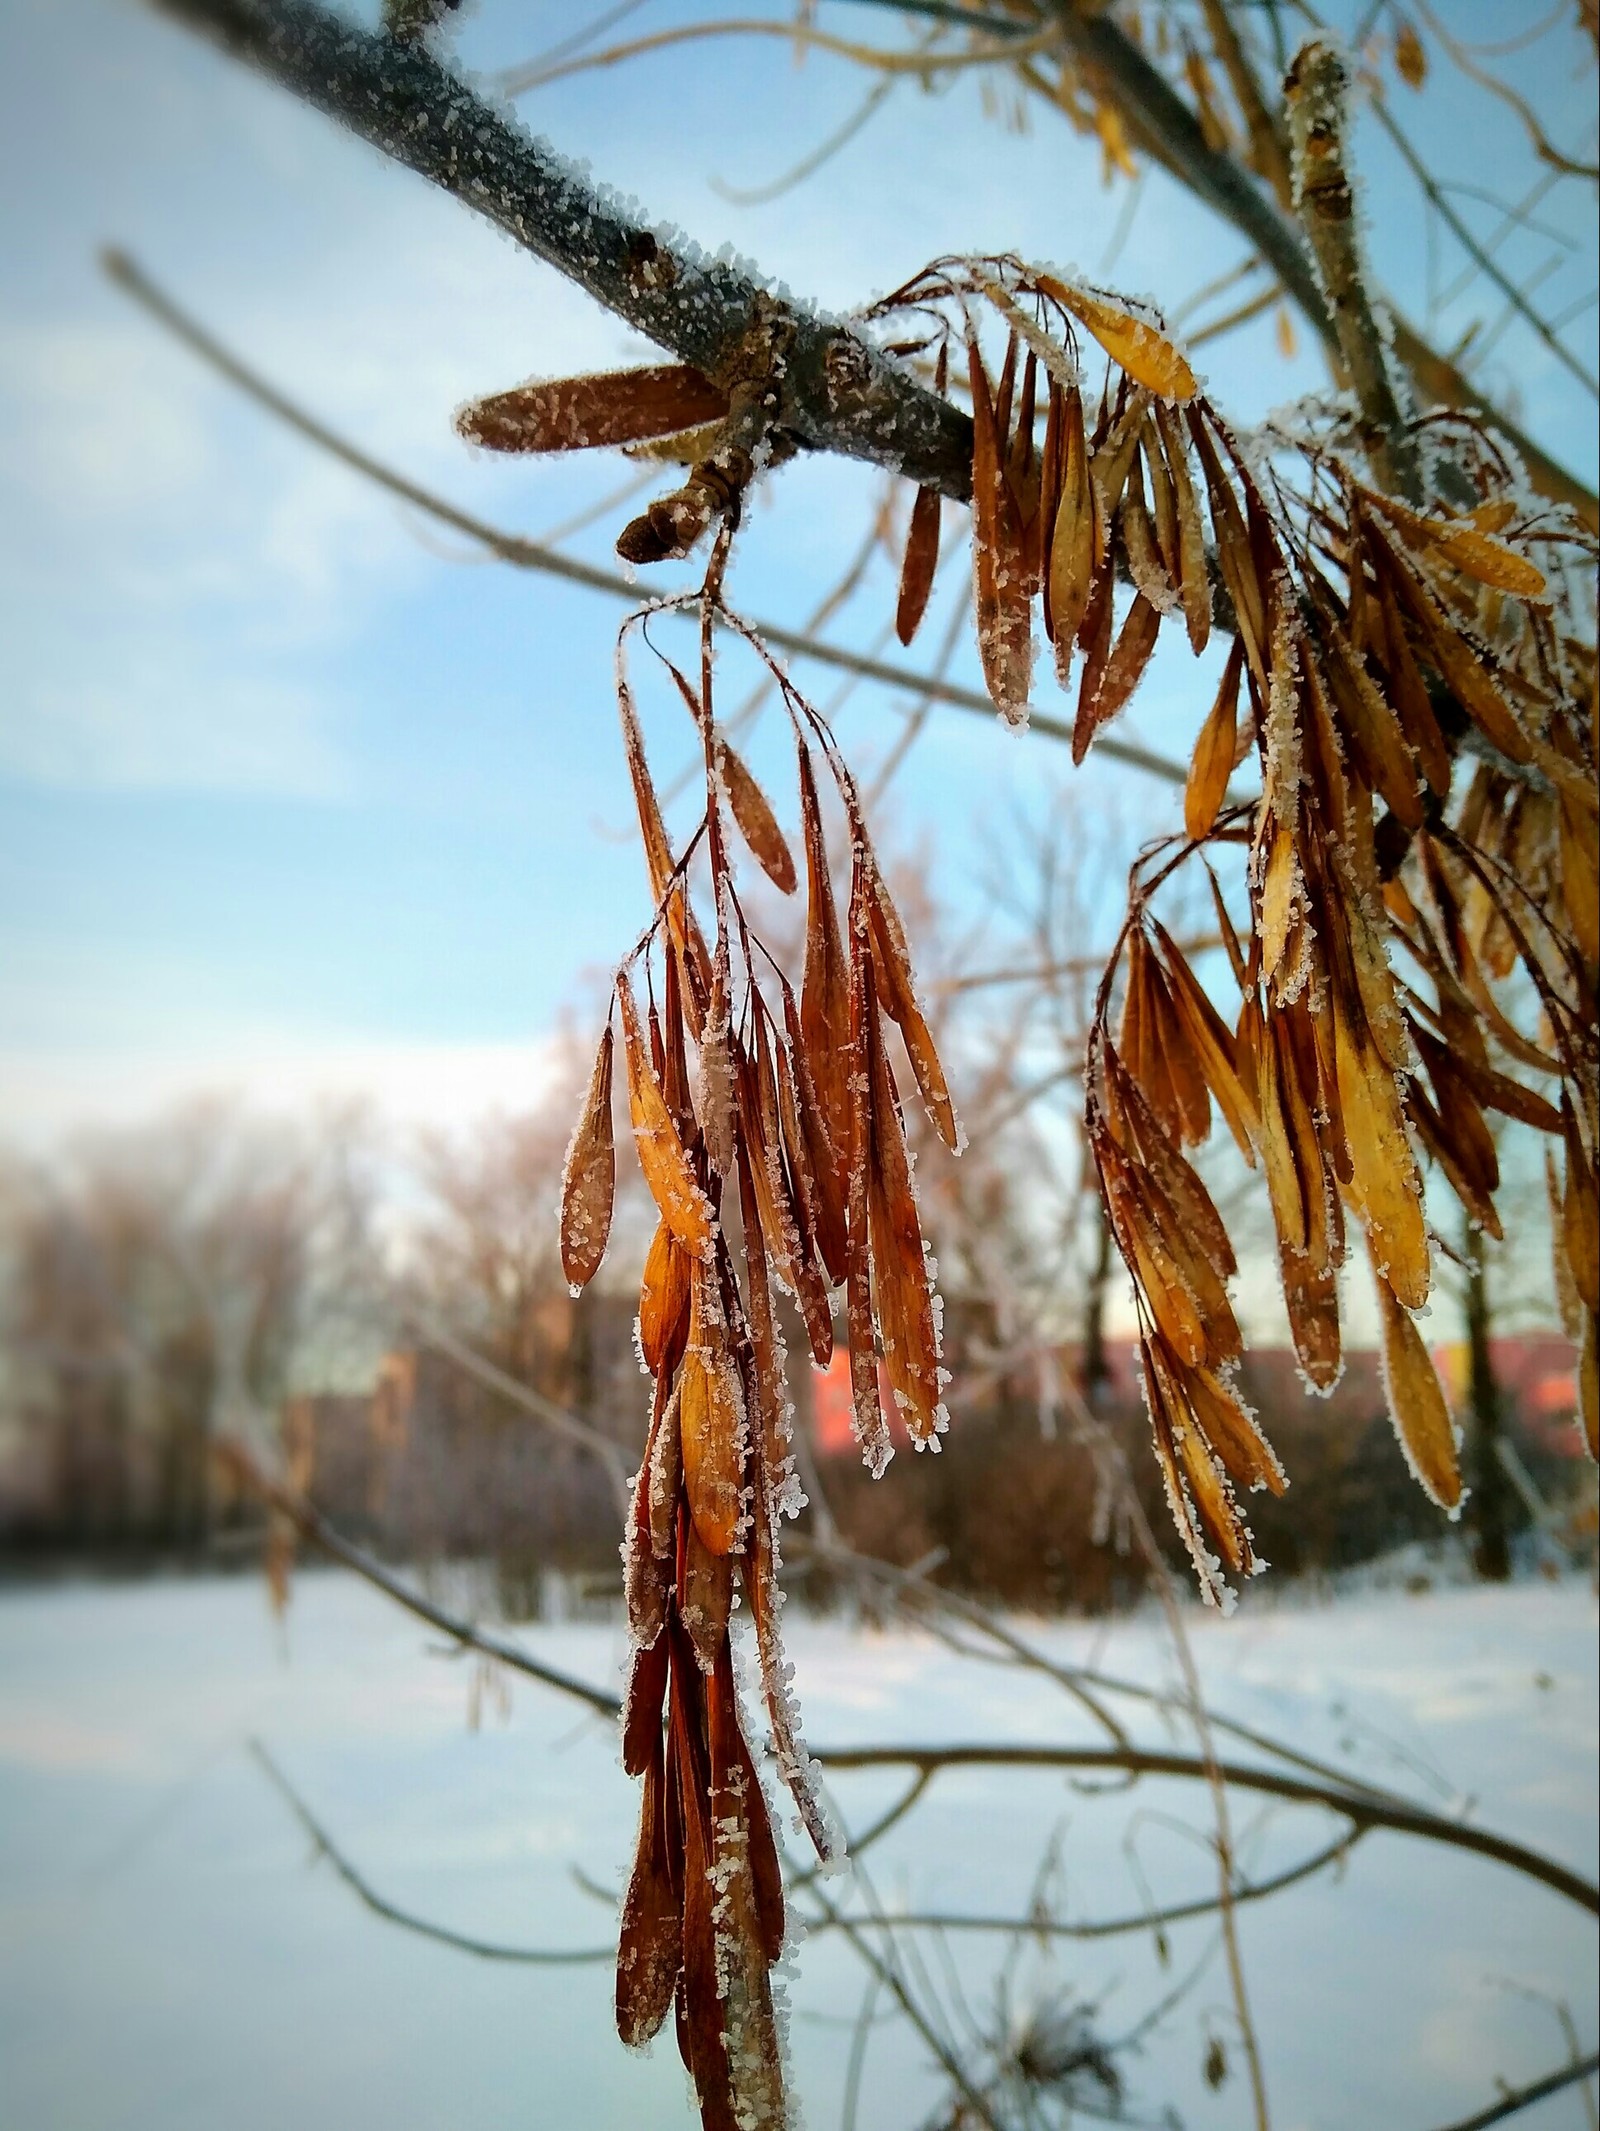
[2,1101,376,1552]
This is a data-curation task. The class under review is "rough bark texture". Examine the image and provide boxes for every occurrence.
[150,0,977,497]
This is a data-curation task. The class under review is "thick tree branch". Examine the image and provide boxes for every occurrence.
[146,0,976,499]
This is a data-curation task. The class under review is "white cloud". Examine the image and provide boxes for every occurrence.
[2,661,347,796]
[0,1030,568,1150]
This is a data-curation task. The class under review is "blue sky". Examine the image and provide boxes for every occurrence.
[1,0,1594,1141]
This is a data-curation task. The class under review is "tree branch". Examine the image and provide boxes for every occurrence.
[215,1439,623,1719]
[1285,39,1424,505]
[1429,2051,1600,2131]
[145,0,976,499]
[1025,0,1598,527]
[249,1737,616,1962]
[815,1745,1600,1917]
[225,1440,1600,1923]
[103,246,1198,787]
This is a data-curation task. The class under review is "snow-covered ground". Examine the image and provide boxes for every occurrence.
[0,1567,1593,2131]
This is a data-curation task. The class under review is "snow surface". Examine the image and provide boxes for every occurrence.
[0,1569,1592,2130]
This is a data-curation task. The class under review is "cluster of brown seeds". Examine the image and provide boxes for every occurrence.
[550,536,959,2129]
[873,256,1595,1602]
[458,250,1596,2123]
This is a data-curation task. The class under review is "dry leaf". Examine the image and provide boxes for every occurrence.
[1074,589,1161,762]
[717,737,797,894]
[1394,19,1426,87]
[459,363,729,454]
[896,483,942,646]
[679,1267,744,1556]
[616,970,713,1259]
[1038,274,1198,399]
[560,1023,615,1289]
[868,866,960,1152]
[1185,638,1242,840]
[1374,1254,1462,1510]
[615,1744,681,2048]
[968,336,1034,723]
[1047,384,1099,652]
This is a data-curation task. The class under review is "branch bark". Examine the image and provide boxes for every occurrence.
[146,0,976,499]
[103,247,1196,787]
[1285,39,1424,506]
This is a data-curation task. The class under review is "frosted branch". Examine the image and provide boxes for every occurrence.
[147,0,976,498]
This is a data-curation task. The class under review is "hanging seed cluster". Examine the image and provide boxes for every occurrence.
[872,255,1596,1604]
[460,248,1596,2126]
[548,529,959,2129]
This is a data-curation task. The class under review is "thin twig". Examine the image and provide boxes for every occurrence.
[407,1307,632,1518]
[1364,94,1598,402]
[1098,1415,1270,2130]
[806,1874,1007,2131]
[1410,0,1600,183]
[249,1738,616,1963]
[499,15,1062,97]
[216,1440,623,1719]
[806,1824,1360,1941]
[1426,2051,1600,2131]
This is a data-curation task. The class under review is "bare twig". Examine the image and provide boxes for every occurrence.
[1427,2051,1600,2131]
[215,1440,622,1719]
[1411,0,1600,184]
[1098,1414,1270,2130]
[804,1873,1007,2131]
[498,14,1062,96]
[810,1743,1600,1916]
[1364,96,1598,403]
[405,1307,632,1518]
[249,1738,615,1963]
[217,1448,1600,1917]
[807,1824,1361,1941]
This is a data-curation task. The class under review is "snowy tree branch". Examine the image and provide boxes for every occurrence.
[146,0,977,498]
[103,247,1197,786]
[1285,38,1425,505]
